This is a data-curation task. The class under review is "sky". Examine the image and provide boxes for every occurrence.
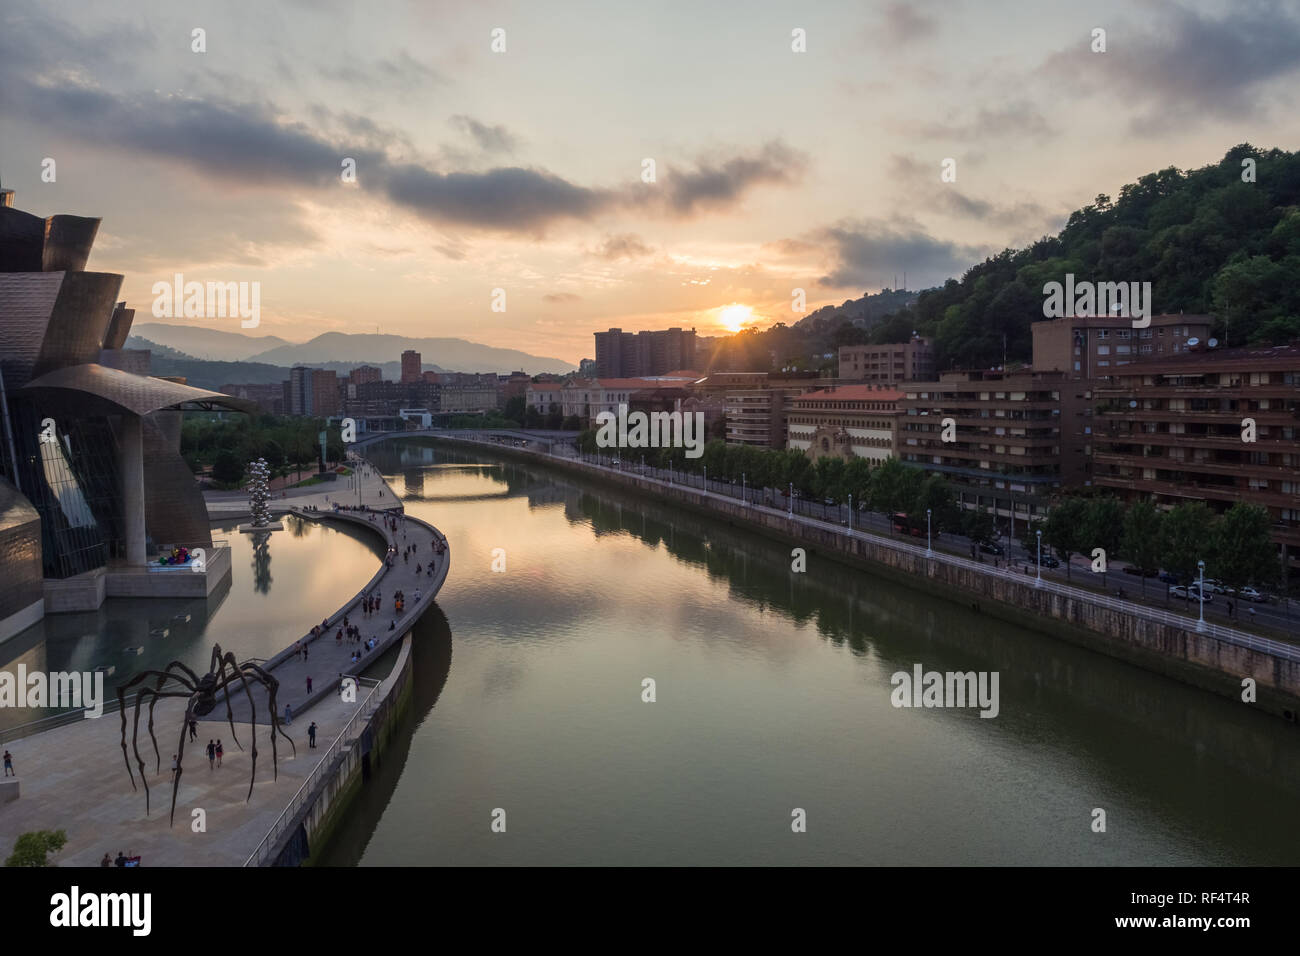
[2,0,1299,365]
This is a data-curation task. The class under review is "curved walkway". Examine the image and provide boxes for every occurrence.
[0,456,451,866]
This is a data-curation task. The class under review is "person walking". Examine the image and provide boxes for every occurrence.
[206,739,216,770]
[216,740,224,768]
[284,702,293,725]
[101,853,113,867]
[306,676,313,694]
[308,722,317,749]
[303,644,309,662]
[2,749,13,777]
[188,718,198,742]
[114,851,126,868]
[170,754,179,780]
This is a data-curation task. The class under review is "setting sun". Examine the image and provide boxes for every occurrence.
[718,303,753,333]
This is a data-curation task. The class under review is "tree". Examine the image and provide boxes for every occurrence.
[1044,497,1089,581]
[1082,496,1124,588]
[504,395,526,425]
[211,449,245,486]
[962,506,996,546]
[5,829,67,867]
[1211,503,1279,597]
[1120,500,1164,600]
[1162,502,1216,604]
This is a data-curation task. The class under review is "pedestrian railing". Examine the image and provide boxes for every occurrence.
[0,696,126,745]
[243,675,383,867]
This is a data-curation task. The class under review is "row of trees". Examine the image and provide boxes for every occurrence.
[1026,497,1279,595]
[577,431,1283,595]
[181,414,347,486]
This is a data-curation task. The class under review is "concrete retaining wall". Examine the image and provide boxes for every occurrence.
[434,436,1300,721]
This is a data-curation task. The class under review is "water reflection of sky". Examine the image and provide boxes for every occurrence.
[0,515,382,730]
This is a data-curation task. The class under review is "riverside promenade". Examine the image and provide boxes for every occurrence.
[0,457,450,866]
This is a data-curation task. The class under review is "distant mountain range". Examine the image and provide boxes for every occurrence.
[130,323,577,375]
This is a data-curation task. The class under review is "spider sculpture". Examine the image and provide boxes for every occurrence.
[117,643,296,826]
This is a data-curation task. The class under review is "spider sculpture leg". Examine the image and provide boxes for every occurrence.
[242,661,296,777]
[116,666,198,795]
[169,698,197,828]
[132,686,191,815]
[209,644,244,752]
[215,651,261,802]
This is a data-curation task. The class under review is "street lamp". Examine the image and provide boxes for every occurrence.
[1197,559,1207,631]
[703,465,707,490]
[926,508,932,556]
[848,494,853,533]
[742,472,746,506]
[1035,530,1043,587]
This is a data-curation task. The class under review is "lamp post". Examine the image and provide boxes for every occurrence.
[703,465,707,491]
[926,508,932,556]
[848,494,853,533]
[669,460,672,484]
[641,455,645,475]
[742,472,746,507]
[1035,530,1043,587]
[1197,559,1207,631]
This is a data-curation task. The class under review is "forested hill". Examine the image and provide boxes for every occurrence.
[869,144,1300,370]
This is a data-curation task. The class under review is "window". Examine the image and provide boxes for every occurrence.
[1097,330,1109,339]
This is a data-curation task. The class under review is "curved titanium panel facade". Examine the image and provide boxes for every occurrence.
[142,415,213,549]
[42,215,101,272]
[32,271,124,376]
[0,272,64,389]
[0,477,45,624]
[23,363,257,417]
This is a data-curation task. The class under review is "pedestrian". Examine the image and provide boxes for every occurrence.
[114,851,126,868]
[101,853,113,868]
[303,644,309,662]
[1249,607,1257,622]
[1227,599,1235,618]
[206,739,216,770]
[308,722,317,749]
[306,676,313,694]
[170,754,179,779]
[2,749,13,776]
[216,740,224,768]
[284,703,293,725]
[188,718,198,742]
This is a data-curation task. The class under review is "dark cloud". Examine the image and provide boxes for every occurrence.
[382,164,613,231]
[646,141,807,216]
[592,233,652,260]
[543,292,582,304]
[450,116,518,154]
[880,2,939,45]
[809,218,985,289]
[887,153,1058,233]
[1040,1,1300,130]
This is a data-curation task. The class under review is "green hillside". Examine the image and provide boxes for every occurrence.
[871,144,1300,369]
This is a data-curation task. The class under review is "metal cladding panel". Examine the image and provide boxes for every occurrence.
[0,478,43,622]
[23,363,258,417]
[141,415,212,548]
[103,303,136,349]
[42,215,101,272]
[0,272,64,388]
[33,271,123,376]
[0,206,47,272]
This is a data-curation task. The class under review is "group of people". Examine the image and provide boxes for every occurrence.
[349,637,378,663]
[101,851,141,867]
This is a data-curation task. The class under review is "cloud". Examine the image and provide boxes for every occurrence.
[592,233,652,260]
[808,217,986,289]
[1039,1,1300,130]
[450,115,518,154]
[911,102,1054,140]
[643,141,807,217]
[879,2,939,45]
[319,50,447,91]
[382,164,614,231]
[543,292,582,304]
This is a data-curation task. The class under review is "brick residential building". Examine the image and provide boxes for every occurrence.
[1091,341,1300,566]
[838,337,935,384]
[1031,313,1214,379]
[400,349,422,383]
[593,327,697,378]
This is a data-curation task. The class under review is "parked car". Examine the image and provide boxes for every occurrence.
[823,497,837,506]
[978,542,1004,556]
[1200,578,1228,595]
[1122,565,1158,578]
[1232,586,1268,603]
[1158,572,1181,585]
[1169,585,1213,603]
[1039,554,1060,568]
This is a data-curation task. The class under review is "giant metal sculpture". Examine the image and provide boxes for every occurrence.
[117,643,295,826]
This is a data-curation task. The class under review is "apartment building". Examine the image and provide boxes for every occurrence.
[593,327,697,378]
[838,337,935,384]
[787,385,903,463]
[1092,342,1300,564]
[1031,313,1214,379]
[899,369,1088,521]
